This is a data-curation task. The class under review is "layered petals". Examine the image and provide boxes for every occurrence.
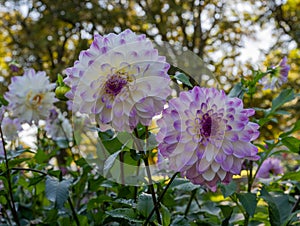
[157,87,260,191]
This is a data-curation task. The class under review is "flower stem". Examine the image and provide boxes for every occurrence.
[0,126,20,226]
[143,157,161,224]
[68,197,80,226]
[184,189,197,216]
[144,172,179,225]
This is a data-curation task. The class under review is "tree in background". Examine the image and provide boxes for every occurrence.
[0,0,299,137]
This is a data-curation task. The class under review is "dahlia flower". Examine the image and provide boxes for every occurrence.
[156,87,260,191]
[1,117,22,141]
[256,157,283,179]
[64,29,171,132]
[5,69,57,124]
[45,108,73,141]
[260,56,290,90]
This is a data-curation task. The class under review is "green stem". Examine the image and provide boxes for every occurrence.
[230,194,247,225]
[247,161,253,193]
[68,197,80,226]
[133,158,141,202]
[144,172,179,225]
[0,126,20,226]
[143,157,161,224]
[119,151,125,185]
[184,189,197,216]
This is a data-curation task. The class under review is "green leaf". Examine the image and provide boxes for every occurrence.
[137,192,154,218]
[173,73,193,87]
[228,82,244,98]
[35,149,50,164]
[220,180,237,198]
[0,95,8,107]
[57,73,64,85]
[161,204,171,226]
[237,193,257,217]
[260,187,292,226]
[8,158,31,167]
[280,120,300,138]
[281,171,300,180]
[103,150,121,176]
[219,205,233,226]
[29,175,45,186]
[99,130,124,154]
[271,89,294,114]
[281,136,300,153]
[55,138,69,148]
[106,208,142,223]
[44,209,58,223]
[45,176,72,209]
[172,181,200,192]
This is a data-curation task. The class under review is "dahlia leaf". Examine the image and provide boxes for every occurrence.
[228,82,245,99]
[172,181,200,192]
[280,120,300,138]
[219,205,233,225]
[103,150,122,176]
[237,193,257,217]
[173,73,193,87]
[271,88,294,114]
[220,180,237,198]
[161,204,171,226]
[45,176,72,209]
[106,208,142,223]
[281,171,300,180]
[0,95,8,107]
[281,136,300,153]
[137,193,154,218]
[260,187,292,226]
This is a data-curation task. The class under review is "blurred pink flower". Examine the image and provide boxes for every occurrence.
[45,108,73,141]
[157,87,260,191]
[260,56,290,90]
[256,157,283,178]
[64,29,171,132]
[1,117,22,141]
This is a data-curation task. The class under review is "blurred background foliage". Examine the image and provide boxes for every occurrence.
[0,0,299,139]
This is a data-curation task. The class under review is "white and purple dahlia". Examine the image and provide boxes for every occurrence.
[260,56,290,90]
[256,157,283,179]
[64,29,171,132]
[45,108,73,141]
[5,69,57,124]
[156,87,260,191]
[1,117,22,141]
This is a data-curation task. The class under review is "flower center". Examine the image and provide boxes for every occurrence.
[26,91,44,108]
[200,113,212,138]
[105,73,128,96]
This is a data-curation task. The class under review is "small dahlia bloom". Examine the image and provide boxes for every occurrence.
[5,69,57,124]
[256,157,283,179]
[64,29,171,132]
[156,87,260,191]
[1,117,22,141]
[45,108,73,141]
[260,56,290,90]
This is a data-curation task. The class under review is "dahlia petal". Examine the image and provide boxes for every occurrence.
[221,155,233,171]
[202,170,216,181]
[217,169,226,180]
[197,158,210,173]
[215,151,226,163]
[211,161,220,172]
